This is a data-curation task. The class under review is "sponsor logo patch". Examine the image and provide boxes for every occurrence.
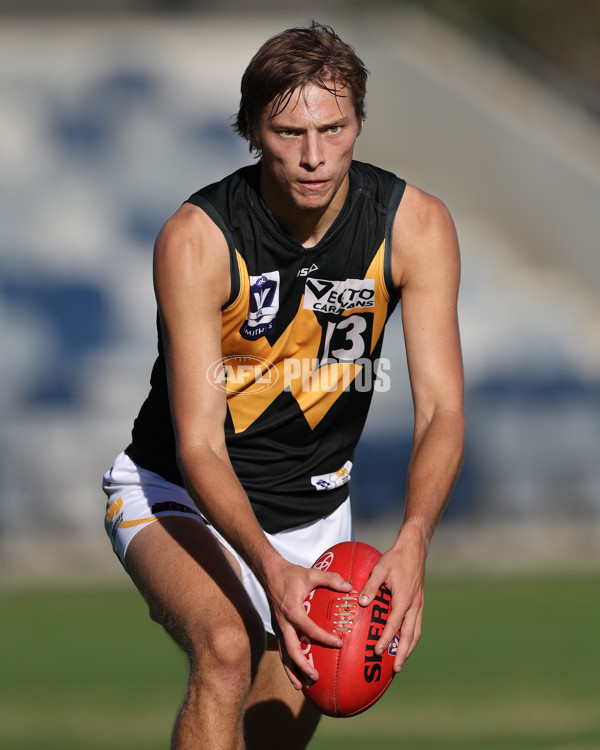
[240,271,280,340]
[311,460,353,491]
[303,278,375,314]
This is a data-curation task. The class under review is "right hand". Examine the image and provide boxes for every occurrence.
[267,561,353,689]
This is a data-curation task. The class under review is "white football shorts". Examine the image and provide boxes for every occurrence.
[102,452,354,635]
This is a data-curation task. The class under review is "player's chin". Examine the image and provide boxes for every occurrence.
[293,184,333,207]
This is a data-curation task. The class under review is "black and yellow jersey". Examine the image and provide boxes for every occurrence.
[126,161,406,533]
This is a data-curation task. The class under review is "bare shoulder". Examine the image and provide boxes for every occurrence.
[391,184,459,290]
[154,201,231,310]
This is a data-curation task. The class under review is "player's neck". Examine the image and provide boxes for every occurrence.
[261,174,349,249]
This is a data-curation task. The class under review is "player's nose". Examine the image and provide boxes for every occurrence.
[300,132,324,170]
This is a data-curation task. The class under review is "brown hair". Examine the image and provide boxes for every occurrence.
[233,22,368,153]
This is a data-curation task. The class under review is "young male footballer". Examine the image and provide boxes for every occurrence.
[103,21,464,750]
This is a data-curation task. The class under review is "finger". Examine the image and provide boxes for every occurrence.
[281,656,304,691]
[297,608,344,650]
[374,612,404,661]
[281,625,321,685]
[310,569,353,593]
[387,605,421,672]
[273,630,303,690]
[357,566,386,607]
[370,588,414,663]
[274,620,315,690]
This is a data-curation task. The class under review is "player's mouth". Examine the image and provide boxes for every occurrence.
[297,179,330,191]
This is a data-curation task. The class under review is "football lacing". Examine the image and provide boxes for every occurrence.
[333,591,358,633]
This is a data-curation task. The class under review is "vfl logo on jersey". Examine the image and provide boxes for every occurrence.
[303,278,375,314]
[240,271,280,340]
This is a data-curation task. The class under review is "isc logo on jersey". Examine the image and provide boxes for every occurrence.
[303,278,375,314]
[240,271,280,340]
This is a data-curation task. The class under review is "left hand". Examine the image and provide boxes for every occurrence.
[357,523,427,673]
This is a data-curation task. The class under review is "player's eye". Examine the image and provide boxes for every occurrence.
[279,129,298,137]
[328,125,342,134]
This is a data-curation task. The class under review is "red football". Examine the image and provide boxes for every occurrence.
[300,541,400,718]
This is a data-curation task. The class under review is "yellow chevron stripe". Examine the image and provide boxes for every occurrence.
[222,240,389,433]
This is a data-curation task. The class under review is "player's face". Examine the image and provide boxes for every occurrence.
[255,83,363,215]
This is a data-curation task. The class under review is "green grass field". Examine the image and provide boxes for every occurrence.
[1,575,599,749]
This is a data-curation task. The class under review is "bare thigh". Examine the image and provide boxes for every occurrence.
[124,516,319,749]
[124,515,265,674]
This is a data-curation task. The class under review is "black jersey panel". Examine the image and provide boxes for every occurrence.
[126,161,406,532]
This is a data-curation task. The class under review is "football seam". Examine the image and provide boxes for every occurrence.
[333,541,358,717]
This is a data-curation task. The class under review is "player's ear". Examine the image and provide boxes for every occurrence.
[247,128,262,153]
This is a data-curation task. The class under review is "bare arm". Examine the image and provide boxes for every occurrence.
[154,203,351,687]
[358,185,465,670]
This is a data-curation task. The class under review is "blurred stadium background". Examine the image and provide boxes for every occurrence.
[1,0,599,580]
[2,3,600,749]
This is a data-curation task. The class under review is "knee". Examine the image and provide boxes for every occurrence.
[209,622,259,676]
[184,624,262,710]
[191,610,266,688]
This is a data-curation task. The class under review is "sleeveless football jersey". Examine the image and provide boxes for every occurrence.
[126,160,406,533]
